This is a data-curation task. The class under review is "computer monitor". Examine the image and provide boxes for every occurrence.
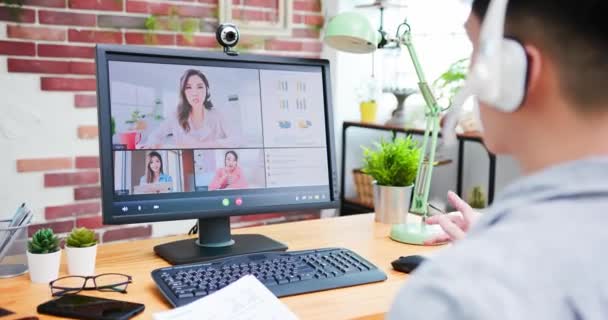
[95,45,339,265]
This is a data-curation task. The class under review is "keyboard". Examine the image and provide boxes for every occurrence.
[151,248,387,307]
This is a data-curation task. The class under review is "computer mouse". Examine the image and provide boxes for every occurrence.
[391,255,427,274]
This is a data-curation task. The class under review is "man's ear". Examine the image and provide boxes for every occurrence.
[523,44,543,99]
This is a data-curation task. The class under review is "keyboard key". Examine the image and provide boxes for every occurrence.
[262,278,278,286]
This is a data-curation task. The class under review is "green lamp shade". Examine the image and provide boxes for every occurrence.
[324,11,378,54]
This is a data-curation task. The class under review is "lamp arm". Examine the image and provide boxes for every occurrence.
[400,27,442,217]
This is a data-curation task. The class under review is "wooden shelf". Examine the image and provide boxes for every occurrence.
[344,121,484,142]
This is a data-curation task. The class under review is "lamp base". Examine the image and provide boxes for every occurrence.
[390,222,443,245]
[385,108,407,127]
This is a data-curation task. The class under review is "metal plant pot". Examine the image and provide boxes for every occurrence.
[372,182,413,224]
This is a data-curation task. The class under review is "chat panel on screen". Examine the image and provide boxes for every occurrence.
[259,70,327,148]
[108,61,264,150]
[264,148,329,188]
[114,150,191,196]
[193,149,266,192]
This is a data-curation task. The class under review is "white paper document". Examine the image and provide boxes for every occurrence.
[153,275,299,320]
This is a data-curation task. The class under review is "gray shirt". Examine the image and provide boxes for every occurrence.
[388,157,608,320]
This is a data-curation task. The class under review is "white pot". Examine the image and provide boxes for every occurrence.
[26,250,61,284]
[66,245,97,276]
[373,182,413,224]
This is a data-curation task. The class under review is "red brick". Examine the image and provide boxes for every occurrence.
[0,40,35,56]
[39,10,96,27]
[292,28,320,38]
[177,34,217,48]
[76,215,104,229]
[176,4,214,17]
[75,156,99,169]
[68,29,123,44]
[8,58,70,74]
[28,220,74,237]
[41,77,96,91]
[102,225,152,243]
[265,39,321,52]
[70,61,95,75]
[125,32,175,45]
[0,7,35,23]
[69,0,123,11]
[302,41,322,52]
[38,44,95,59]
[98,15,146,29]
[293,14,323,26]
[265,39,301,51]
[126,0,170,14]
[78,125,98,139]
[23,0,66,8]
[233,0,277,8]
[74,186,101,200]
[17,157,72,172]
[75,94,97,108]
[304,14,323,26]
[7,25,67,41]
[44,171,99,187]
[45,202,101,220]
[127,1,213,17]
[294,0,320,12]
[232,9,276,21]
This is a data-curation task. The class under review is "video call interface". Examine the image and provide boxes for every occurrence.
[109,60,330,199]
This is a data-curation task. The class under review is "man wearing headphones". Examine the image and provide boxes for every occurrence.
[389,0,608,318]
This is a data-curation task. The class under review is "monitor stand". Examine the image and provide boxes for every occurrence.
[154,217,288,265]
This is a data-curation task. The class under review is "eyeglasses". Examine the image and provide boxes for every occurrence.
[49,273,132,297]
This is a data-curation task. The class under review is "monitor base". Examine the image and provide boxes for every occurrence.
[154,234,288,265]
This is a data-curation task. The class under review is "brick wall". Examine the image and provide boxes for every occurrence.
[0,0,324,244]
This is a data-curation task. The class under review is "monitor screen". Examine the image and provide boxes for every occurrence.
[96,46,338,225]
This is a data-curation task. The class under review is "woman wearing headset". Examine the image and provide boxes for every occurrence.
[139,69,229,148]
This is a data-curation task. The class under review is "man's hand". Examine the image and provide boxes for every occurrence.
[424,191,480,245]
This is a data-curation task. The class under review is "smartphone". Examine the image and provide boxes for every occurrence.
[37,294,145,320]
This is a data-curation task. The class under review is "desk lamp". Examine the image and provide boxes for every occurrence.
[325,12,444,245]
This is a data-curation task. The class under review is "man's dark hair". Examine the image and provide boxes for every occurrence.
[472,0,608,111]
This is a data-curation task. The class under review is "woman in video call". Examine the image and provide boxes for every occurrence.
[139,69,230,149]
[139,151,172,185]
[208,151,248,190]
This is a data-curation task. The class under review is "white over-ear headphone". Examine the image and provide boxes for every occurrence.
[443,0,529,144]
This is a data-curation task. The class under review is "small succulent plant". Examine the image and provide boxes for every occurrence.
[468,186,487,209]
[28,228,60,254]
[66,227,97,248]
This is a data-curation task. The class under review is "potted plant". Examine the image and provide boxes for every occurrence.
[65,227,98,276]
[362,136,421,224]
[27,228,61,283]
[468,186,487,209]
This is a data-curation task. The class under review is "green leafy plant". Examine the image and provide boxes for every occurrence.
[144,6,201,45]
[111,116,116,136]
[28,228,60,254]
[125,110,145,125]
[433,58,469,107]
[468,186,487,209]
[362,136,421,187]
[66,227,97,248]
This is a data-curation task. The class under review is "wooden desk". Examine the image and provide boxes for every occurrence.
[1,214,441,320]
